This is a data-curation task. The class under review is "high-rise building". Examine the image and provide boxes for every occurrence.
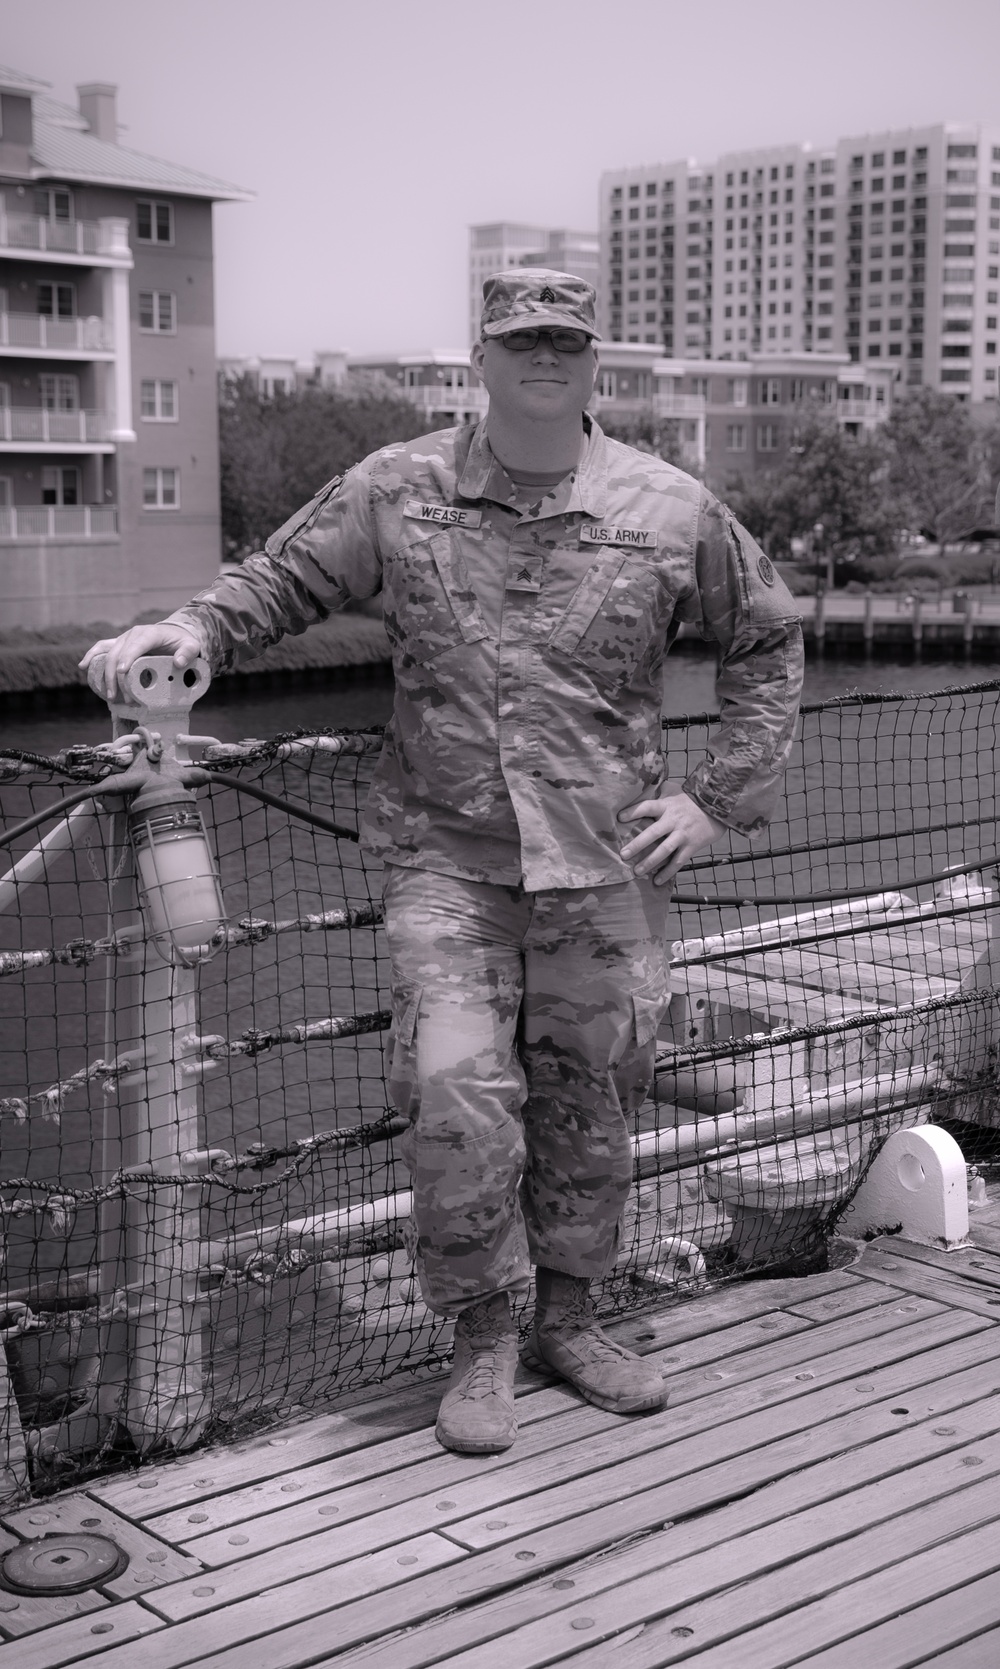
[468,222,599,343]
[0,65,250,628]
[600,124,1000,403]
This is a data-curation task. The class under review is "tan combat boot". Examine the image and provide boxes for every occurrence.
[435,1291,519,1454]
[522,1267,666,1414]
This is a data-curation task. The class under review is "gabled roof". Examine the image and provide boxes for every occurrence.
[0,65,49,97]
[0,67,252,201]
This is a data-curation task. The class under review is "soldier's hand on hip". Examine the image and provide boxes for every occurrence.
[618,790,724,886]
[80,624,203,702]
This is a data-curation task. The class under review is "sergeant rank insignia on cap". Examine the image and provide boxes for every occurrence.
[538,286,556,302]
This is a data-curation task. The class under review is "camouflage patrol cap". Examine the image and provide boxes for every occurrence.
[480,267,601,341]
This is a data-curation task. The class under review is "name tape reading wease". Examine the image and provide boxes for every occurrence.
[580,525,658,550]
[403,500,482,529]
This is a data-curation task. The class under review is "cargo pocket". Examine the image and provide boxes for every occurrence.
[632,965,672,1049]
[387,981,422,1123]
[548,550,672,689]
[382,531,488,668]
[612,964,672,1116]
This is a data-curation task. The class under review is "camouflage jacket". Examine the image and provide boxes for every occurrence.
[168,418,803,890]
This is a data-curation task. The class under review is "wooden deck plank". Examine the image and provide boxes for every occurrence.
[854,1253,1000,1318]
[146,1315,993,1628]
[0,1588,109,1642]
[642,1515,1000,1669]
[50,1534,462,1669]
[779,1279,895,1322]
[332,1379,1000,1669]
[868,1234,1000,1289]
[607,1271,863,1352]
[174,1300,956,1567]
[143,1311,813,1545]
[0,1600,162,1669]
[792,1573,1000,1668]
[509,1474,1000,1669]
[808,1612,1000,1669]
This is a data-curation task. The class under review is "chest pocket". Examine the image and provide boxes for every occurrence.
[382,530,489,667]
[547,547,673,689]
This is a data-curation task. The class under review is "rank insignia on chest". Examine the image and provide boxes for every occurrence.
[505,553,544,593]
[403,500,483,528]
[580,525,658,550]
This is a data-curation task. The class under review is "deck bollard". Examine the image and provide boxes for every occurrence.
[93,655,217,1452]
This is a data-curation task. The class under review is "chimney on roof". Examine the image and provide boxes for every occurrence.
[77,83,117,143]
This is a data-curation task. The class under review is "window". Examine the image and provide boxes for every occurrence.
[728,378,748,406]
[139,291,176,332]
[690,376,708,397]
[947,144,977,159]
[136,200,174,243]
[40,374,79,411]
[33,187,73,221]
[37,282,75,318]
[760,378,780,405]
[0,477,11,507]
[598,371,617,399]
[143,467,180,509]
[140,379,178,420]
[42,466,80,505]
[726,423,746,451]
[757,424,778,451]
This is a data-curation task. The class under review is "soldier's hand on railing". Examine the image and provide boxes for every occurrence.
[618,789,725,886]
[80,624,203,701]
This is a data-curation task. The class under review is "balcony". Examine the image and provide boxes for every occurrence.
[652,391,708,417]
[0,408,113,449]
[0,312,113,355]
[0,505,118,540]
[0,213,131,266]
[403,384,489,414]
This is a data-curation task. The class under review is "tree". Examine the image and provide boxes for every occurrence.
[723,416,897,558]
[599,410,696,473]
[219,376,431,558]
[882,387,1000,544]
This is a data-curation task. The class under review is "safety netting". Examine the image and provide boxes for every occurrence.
[0,675,998,1489]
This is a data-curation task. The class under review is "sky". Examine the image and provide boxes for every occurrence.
[6,0,1000,359]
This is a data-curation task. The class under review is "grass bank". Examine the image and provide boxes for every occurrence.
[0,612,391,697]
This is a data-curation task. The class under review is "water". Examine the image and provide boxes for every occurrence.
[1,646,992,756]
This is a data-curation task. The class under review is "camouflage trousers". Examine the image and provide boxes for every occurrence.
[382,864,671,1315]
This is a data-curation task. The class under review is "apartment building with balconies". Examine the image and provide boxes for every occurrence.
[0,65,250,628]
[837,124,1000,404]
[600,124,999,407]
[346,350,489,427]
[584,344,893,491]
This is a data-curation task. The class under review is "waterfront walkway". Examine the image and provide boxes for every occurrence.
[4,1229,1000,1667]
[796,590,1000,650]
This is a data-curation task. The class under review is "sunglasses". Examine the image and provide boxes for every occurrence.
[496,328,591,354]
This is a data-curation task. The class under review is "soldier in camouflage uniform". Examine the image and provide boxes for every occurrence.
[84,269,804,1455]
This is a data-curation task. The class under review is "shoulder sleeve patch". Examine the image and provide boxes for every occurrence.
[267,475,345,559]
[757,553,775,586]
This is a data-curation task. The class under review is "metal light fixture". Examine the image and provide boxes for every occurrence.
[127,781,227,966]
